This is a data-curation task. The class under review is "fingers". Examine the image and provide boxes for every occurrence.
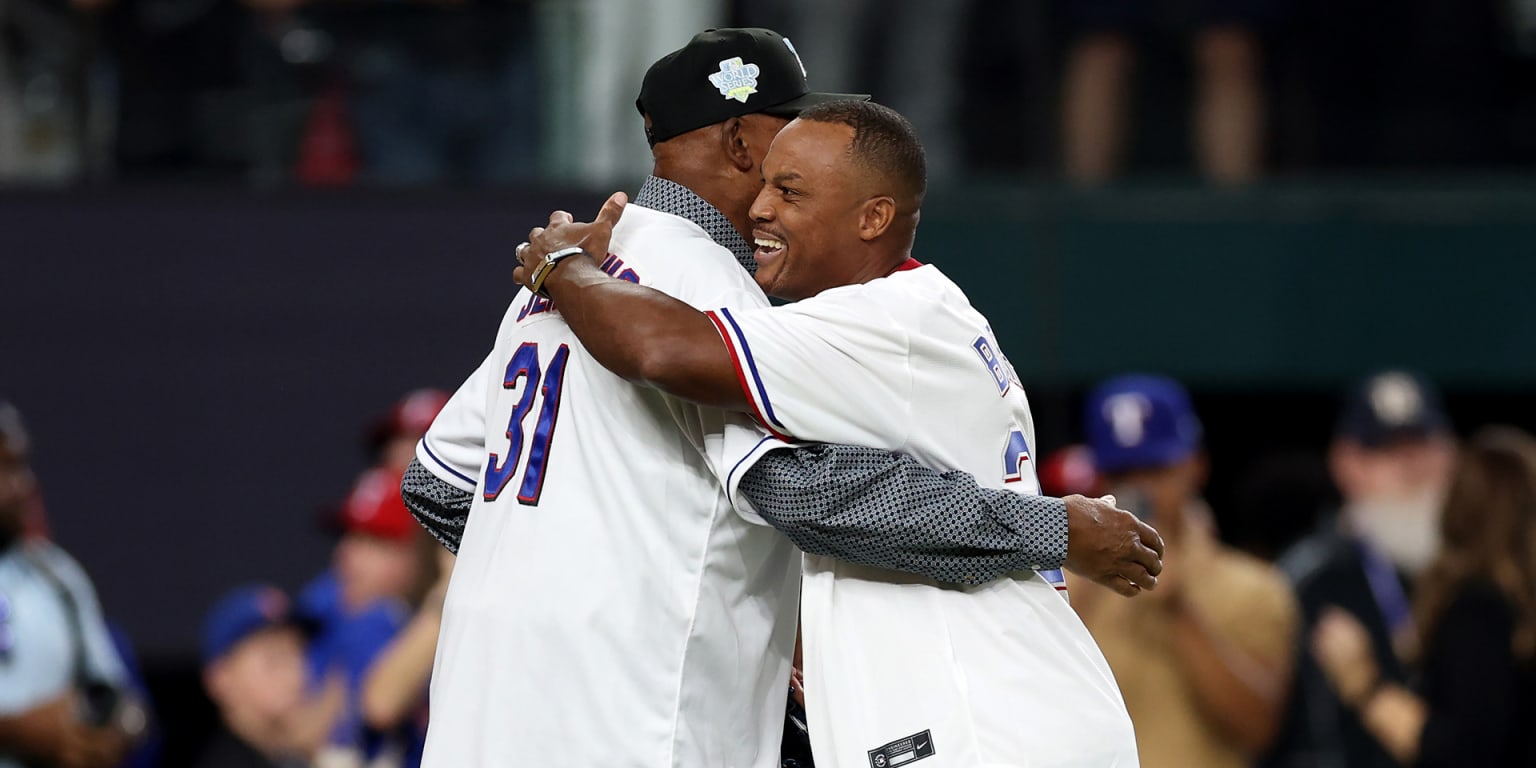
[595,191,628,228]
[513,264,532,290]
[548,210,573,226]
[1118,560,1158,592]
[1100,574,1141,598]
[1130,519,1164,575]
[1136,517,1167,560]
[1125,536,1163,580]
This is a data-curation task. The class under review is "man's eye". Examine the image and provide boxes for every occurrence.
[781,187,799,198]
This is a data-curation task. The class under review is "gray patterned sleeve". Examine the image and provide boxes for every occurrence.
[402,457,472,554]
[739,444,1067,586]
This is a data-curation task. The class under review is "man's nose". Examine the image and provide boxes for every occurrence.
[749,192,774,223]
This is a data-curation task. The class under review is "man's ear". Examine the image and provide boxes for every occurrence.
[721,117,753,173]
[858,196,897,241]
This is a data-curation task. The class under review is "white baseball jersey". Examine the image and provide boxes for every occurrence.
[417,202,800,768]
[711,261,1139,768]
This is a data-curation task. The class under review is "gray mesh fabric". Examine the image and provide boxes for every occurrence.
[741,444,1068,586]
[634,176,756,274]
[402,457,472,553]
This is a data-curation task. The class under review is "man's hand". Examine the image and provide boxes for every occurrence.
[514,192,628,292]
[1,693,127,768]
[1312,607,1379,708]
[1063,494,1165,597]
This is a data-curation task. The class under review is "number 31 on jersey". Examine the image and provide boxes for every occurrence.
[484,342,570,506]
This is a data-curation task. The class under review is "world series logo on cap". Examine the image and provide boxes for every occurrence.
[709,57,760,103]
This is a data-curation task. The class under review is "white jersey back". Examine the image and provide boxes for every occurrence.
[418,204,798,768]
[711,263,1139,767]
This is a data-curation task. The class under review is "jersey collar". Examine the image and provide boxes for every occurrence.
[634,176,756,274]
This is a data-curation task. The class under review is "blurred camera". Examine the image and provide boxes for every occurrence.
[81,681,150,742]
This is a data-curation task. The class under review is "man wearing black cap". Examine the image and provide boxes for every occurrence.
[628,27,867,266]
[406,28,1159,768]
[1263,370,1457,768]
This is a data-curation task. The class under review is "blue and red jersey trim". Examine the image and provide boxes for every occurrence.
[705,308,795,441]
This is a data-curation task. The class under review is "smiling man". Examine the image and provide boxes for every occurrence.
[514,101,1145,767]
[413,30,1160,768]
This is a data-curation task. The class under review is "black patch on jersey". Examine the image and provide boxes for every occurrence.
[867,729,935,768]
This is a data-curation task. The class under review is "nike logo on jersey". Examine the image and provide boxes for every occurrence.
[868,729,936,768]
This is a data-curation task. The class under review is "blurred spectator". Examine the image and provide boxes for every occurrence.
[1059,0,1275,184]
[107,0,251,181]
[304,468,436,768]
[239,0,538,186]
[197,585,342,768]
[0,401,144,768]
[358,547,453,749]
[0,0,113,182]
[11,439,160,768]
[1312,426,1536,767]
[744,0,966,181]
[1038,443,1103,499]
[1071,375,1298,767]
[1232,452,1339,561]
[537,0,723,185]
[1266,370,1457,768]
[338,0,537,186]
[102,625,160,768]
[285,390,448,761]
[365,389,449,474]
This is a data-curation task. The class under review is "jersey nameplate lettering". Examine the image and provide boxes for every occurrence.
[971,326,1021,396]
[516,253,639,324]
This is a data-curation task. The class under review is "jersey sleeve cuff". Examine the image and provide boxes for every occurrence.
[416,438,479,493]
[705,307,794,441]
[723,434,803,526]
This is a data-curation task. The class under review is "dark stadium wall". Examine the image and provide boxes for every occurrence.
[3,188,601,659]
[3,182,1534,661]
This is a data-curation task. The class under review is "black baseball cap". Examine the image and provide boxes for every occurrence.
[636,28,868,145]
[1335,370,1451,448]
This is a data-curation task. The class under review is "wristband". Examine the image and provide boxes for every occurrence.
[530,246,586,298]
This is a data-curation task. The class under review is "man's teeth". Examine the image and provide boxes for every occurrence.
[754,237,785,250]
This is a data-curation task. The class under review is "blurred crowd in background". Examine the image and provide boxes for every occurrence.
[3,0,1535,767]
[6,369,1535,766]
[1,391,458,768]
[1,0,1535,188]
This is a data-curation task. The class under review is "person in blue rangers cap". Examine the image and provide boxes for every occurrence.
[1261,370,1458,768]
[196,585,343,768]
[0,401,143,768]
[1072,374,1299,768]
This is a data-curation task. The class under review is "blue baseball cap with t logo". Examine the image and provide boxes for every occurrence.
[1085,375,1204,473]
[201,584,302,665]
